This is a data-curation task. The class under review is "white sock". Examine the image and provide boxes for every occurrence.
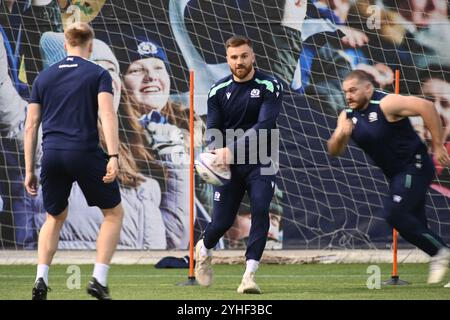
[36,264,49,286]
[244,259,259,277]
[93,263,110,287]
[200,242,212,257]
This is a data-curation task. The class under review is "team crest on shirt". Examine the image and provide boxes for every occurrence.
[393,195,402,203]
[250,89,260,98]
[352,117,358,125]
[369,112,378,122]
[214,191,221,201]
[226,92,231,100]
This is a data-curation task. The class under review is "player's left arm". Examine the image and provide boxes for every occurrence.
[381,94,450,166]
[251,80,283,131]
[24,103,42,196]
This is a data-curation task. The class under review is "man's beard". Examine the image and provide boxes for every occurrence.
[348,96,369,110]
[231,64,253,79]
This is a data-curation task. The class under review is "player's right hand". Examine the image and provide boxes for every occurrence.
[103,157,119,183]
[24,173,38,197]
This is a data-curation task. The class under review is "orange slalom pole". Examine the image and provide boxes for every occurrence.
[392,229,398,277]
[188,70,195,279]
[383,70,408,285]
[392,69,400,278]
[395,69,400,95]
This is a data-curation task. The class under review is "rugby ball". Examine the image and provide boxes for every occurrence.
[194,152,231,186]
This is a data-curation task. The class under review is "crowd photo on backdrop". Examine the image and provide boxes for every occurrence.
[0,0,449,302]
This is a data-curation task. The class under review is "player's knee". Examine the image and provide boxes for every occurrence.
[102,202,124,222]
[210,217,235,235]
[220,220,236,234]
[46,207,68,225]
[250,194,272,213]
[249,203,271,222]
[254,216,271,233]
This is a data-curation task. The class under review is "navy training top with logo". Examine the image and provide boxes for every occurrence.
[206,69,283,164]
[349,90,428,179]
[30,56,113,151]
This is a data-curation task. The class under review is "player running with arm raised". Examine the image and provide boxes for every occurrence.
[328,70,450,285]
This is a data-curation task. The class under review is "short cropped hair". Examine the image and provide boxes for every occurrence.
[225,35,253,50]
[64,22,94,48]
[344,70,375,85]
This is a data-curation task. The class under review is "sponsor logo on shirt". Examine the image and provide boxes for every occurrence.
[250,89,260,98]
[58,64,78,68]
[393,195,402,203]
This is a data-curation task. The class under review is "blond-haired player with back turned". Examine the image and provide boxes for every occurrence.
[24,22,123,300]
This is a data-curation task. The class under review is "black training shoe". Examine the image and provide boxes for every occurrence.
[32,278,48,300]
[87,277,111,300]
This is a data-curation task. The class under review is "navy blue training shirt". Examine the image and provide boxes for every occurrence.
[206,69,283,164]
[349,90,428,179]
[30,55,113,151]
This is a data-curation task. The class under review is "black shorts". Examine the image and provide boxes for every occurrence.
[40,148,121,216]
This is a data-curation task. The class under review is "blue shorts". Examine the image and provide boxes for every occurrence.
[40,148,121,216]
[384,154,435,221]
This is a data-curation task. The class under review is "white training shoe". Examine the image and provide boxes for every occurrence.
[444,282,450,288]
[237,272,261,294]
[428,247,450,284]
[195,239,213,287]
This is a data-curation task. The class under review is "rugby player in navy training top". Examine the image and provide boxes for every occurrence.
[194,35,283,294]
[24,22,123,300]
[328,70,450,285]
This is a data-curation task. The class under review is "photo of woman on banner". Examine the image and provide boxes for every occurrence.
[118,34,210,249]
